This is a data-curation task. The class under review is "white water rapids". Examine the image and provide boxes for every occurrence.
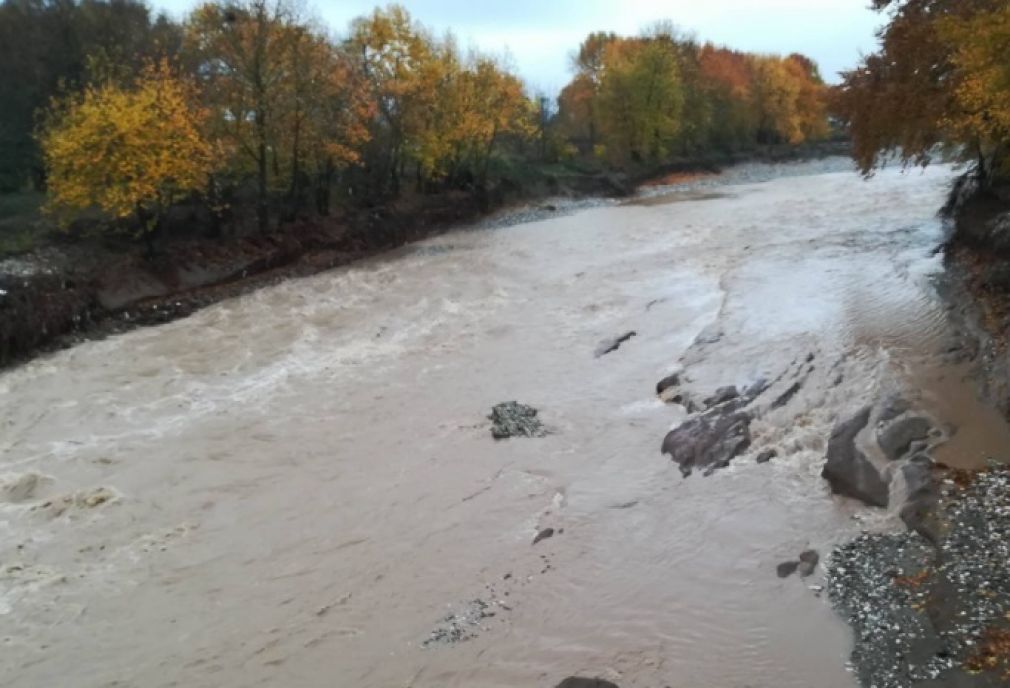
[3,159,1009,687]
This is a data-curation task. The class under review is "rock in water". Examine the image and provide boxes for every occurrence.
[822,407,890,508]
[798,550,820,577]
[771,381,802,410]
[532,528,555,545]
[756,449,778,464]
[489,402,546,440]
[704,385,739,408]
[656,373,681,397]
[778,561,800,578]
[899,456,941,546]
[555,679,620,688]
[662,410,752,477]
[594,331,637,357]
[877,416,933,461]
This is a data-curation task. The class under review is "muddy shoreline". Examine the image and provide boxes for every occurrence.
[818,180,1010,688]
[0,142,848,370]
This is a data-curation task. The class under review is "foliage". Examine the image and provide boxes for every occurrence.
[557,29,829,165]
[0,0,832,239]
[40,61,215,233]
[0,0,180,191]
[832,0,1008,177]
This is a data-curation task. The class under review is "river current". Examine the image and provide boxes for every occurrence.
[3,159,1009,687]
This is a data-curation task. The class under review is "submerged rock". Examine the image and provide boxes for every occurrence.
[756,449,778,464]
[555,679,620,688]
[489,402,546,440]
[704,385,740,408]
[822,407,890,508]
[771,381,802,410]
[594,331,637,357]
[877,416,933,461]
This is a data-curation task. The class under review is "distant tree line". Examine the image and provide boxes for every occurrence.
[556,27,830,166]
[0,0,832,240]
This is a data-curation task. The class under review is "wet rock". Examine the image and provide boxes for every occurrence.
[756,449,778,464]
[878,394,912,423]
[532,528,555,546]
[489,402,546,440]
[778,561,800,578]
[771,381,802,410]
[822,407,890,508]
[594,331,637,357]
[877,416,933,461]
[555,679,620,688]
[656,373,681,397]
[704,385,739,408]
[798,550,820,577]
[423,599,494,646]
[662,409,752,477]
[899,456,942,546]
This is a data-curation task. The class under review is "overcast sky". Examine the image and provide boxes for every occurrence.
[155,0,885,93]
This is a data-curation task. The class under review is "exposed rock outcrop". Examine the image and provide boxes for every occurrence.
[822,407,890,508]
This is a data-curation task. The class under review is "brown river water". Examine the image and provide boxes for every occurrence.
[3,159,1010,688]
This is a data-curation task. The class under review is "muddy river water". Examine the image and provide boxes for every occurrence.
[4,159,1010,688]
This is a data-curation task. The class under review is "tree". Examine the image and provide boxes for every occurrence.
[40,61,216,236]
[0,0,180,191]
[596,37,684,165]
[832,0,1004,176]
[184,0,294,231]
[939,4,1010,179]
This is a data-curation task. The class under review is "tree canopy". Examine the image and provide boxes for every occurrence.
[833,0,1010,179]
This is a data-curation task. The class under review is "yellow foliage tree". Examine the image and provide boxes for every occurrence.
[41,61,215,234]
[940,5,1010,176]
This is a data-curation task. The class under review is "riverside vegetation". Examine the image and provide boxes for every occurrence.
[0,0,837,366]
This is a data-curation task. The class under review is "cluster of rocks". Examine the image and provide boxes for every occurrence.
[423,598,500,647]
[777,549,820,579]
[821,395,945,543]
[489,401,547,440]
[658,377,772,477]
[828,465,1010,687]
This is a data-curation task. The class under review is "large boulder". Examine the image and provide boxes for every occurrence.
[822,407,890,508]
[662,410,752,477]
[877,416,933,461]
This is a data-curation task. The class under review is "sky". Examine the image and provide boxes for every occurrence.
[154,0,886,93]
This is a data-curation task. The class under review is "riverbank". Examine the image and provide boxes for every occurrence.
[0,141,848,370]
[818,175,1010,688]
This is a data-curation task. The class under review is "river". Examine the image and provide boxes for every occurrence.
[3,159,1009,687]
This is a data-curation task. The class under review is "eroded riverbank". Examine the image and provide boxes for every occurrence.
[2,158,1008,687]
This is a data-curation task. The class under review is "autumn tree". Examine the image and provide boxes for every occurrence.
[184,0,294,231]
[0,0,181,191]
[40,61,215,236]
[596,36,685,165]
[833,0,1005,176]
[348,4,440,196]
[938,4,1010,179]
